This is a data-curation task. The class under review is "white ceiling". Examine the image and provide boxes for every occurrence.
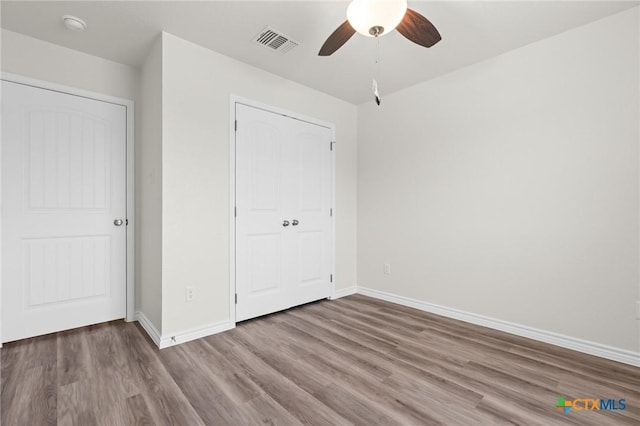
[1,1,638,104]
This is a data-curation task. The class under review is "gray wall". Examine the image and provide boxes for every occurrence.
[357,8,639,353]
[138,36,163,330]
[158,32,358,335]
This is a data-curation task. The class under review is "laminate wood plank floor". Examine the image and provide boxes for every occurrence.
[2,294,639,425]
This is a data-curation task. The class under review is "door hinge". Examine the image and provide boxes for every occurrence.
[235,120,238,131]
[330,274,333,283]
[330,141,336,151]
[234,206,237,217]
[125,219,129,226]
[330,208,333,217]
[235,293,238,304]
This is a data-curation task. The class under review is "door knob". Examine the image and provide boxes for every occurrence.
[282,220,290,227]
[114,219,124,226]
[292,219,299,226]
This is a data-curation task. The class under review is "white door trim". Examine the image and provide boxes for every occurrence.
[229,95,336,326]
[0,72,136,345]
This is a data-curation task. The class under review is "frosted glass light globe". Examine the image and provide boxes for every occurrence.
[346,0,408,37]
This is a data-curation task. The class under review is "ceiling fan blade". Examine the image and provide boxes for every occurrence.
[318,20,356,56]
[396,8,441,48]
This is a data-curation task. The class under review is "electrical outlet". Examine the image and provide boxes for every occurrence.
[384,263,391,275]
[186,286,195,302]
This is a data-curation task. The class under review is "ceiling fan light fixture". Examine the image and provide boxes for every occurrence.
[346,0,407,38]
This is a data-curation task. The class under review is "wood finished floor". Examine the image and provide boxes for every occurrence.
[1,294,639,425]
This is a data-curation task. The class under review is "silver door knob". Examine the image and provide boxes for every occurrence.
[282,220,290,227]
[114,219,124,226]
[292,219,299,226]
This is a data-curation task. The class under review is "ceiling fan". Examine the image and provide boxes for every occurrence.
[318,0,441,56]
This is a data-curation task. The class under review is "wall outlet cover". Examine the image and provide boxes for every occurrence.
[186,286,195,302]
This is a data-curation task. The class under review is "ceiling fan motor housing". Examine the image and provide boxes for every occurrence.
[369,26,385,37]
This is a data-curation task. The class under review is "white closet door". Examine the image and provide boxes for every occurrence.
[235,105,290,321]
[1,81,127,342]
[287,118,332,307]
[235,104,332,322]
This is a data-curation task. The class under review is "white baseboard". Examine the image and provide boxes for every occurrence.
[135,311,235,349]
[136,288,639,366]
[357,286,640,367]
[331,285,358,300]
[135,311,162,347]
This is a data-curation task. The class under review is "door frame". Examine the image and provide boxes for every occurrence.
[0,73,136,345]
[229,95,336,325]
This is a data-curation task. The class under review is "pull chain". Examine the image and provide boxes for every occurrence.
[373,37,381,106]
[376,36,380,78]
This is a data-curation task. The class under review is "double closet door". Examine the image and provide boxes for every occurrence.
[235,104,333,322]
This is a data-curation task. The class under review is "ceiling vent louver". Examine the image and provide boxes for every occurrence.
[254,27,300,53]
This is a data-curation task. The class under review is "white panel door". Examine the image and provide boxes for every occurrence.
[1,81,127,342]
[287,118,332,307]
[235,104,332,322]
[235,105,289,321]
